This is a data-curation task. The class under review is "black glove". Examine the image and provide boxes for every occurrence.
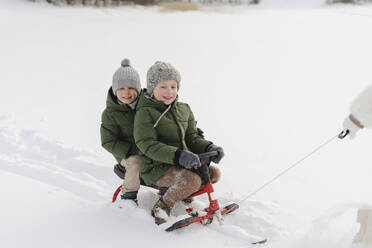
[126,145,139,157]
[177,150,201,169]
[207,144,224,164]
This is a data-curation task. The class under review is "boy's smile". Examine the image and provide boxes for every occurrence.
[116,87,138,104]
[153,80,178,105]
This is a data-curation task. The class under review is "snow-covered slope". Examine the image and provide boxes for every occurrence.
[2,0,372,247]
[0,121,282,248]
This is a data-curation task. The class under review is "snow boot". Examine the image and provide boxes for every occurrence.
[151,198,171,225]
[121,191,138,205]
[157,187,168,197]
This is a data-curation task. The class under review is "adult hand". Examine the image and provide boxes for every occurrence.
[342,114,363,140]
[178,150,201,169]
[207,144,224,164]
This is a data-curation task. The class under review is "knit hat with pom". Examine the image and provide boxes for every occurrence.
[146,61,181,96]
[112,59,141,95]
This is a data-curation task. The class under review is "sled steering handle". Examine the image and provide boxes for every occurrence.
[196,151,218,185]
[198,151,219,159]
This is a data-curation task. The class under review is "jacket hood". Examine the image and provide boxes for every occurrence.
[137,89,180,128]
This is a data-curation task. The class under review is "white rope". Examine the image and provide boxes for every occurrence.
[237,133,340,204]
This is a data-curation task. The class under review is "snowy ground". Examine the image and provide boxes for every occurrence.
[2,0,372,247]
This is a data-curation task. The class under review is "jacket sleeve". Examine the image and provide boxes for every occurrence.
[185,105,212,154]
[100,110,132,160]
[350,83,372,128]
[134,108,178,165]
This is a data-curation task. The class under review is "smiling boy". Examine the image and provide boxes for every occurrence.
[100,58,142,203]
[134,61,223,224]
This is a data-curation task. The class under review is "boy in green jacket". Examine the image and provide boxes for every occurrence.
[134,61,224,225]
[100,58,142,203]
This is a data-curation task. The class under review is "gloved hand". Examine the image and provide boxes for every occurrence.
[207,144,224,164]
[178,150,201,169]
[342,115,363,140]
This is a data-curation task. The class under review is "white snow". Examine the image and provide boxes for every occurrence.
[2,0,372,247]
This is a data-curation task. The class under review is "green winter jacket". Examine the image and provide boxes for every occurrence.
[100,87,141,163]
[133,91,212,185]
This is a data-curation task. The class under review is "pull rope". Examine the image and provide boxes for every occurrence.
[237,133,340,205]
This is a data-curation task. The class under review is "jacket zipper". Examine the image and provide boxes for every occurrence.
[170,107,186,150]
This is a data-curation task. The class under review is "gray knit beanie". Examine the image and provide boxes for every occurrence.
[112,58,141,96]
[146,61,181,96]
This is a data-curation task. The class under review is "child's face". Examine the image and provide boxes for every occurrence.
[153,80,178,105]
[116,87,138,104]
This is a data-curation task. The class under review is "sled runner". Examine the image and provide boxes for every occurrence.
[112,151,266,244]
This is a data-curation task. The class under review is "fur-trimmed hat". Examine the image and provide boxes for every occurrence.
[146,61,181,96]
[112,58,141,95]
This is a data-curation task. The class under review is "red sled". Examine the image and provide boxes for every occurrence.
[112,151,240,232]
